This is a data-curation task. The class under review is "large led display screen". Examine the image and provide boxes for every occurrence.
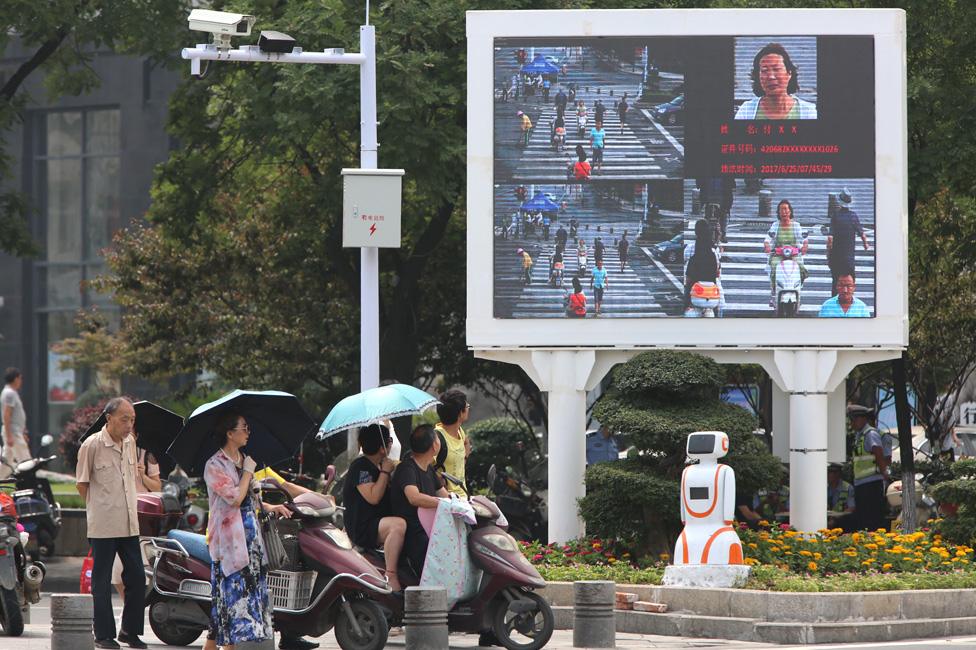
[491,35,875,319]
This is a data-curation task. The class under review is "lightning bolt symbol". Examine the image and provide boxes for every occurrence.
[369,224,377,236]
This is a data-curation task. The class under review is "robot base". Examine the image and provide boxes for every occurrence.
[663,564,752,588]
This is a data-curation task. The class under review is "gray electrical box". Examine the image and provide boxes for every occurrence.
[341,168,404,248]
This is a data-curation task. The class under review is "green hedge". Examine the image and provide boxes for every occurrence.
[609,350,725,398]
[593,395,758,452]
[580,459,681,543]
[932,459,976,546]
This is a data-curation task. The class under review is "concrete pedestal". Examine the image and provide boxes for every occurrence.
[663,564,752,588]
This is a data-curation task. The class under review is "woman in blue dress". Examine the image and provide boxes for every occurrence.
[203,411,291,649]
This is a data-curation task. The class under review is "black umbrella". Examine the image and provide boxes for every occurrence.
[82,400,184,479]
[166,389,316,476]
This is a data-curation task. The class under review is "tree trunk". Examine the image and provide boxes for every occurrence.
[893,352,917,532]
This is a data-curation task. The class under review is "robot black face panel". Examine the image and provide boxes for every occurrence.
[689,487,710,500]
[688,433,716,455]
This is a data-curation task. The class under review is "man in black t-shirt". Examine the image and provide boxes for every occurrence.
[342,424,407,591]
[391,424,449,576]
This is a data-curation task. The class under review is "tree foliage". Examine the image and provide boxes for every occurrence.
[580,351,782,552]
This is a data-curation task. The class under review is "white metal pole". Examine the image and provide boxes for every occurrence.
[352,23,380,459]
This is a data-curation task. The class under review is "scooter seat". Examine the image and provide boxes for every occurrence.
[167,529,211,565]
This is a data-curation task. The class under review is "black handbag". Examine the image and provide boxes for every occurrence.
[260,511,289,572]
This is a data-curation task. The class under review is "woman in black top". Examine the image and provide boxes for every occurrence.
[342,424,407,591]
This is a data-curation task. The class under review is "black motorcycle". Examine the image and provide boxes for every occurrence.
[5,455,61,559]
[487,461,547,542]
[0,480,45,637]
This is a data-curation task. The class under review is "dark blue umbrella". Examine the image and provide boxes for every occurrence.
[521,54,559,75]
[520,192,560,213]
[167,389,316,475]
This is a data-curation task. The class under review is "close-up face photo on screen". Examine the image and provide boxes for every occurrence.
[489,34,875,321]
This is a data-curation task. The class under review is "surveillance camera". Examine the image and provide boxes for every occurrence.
[188,9,256,49]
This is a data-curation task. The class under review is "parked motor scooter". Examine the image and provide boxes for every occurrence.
[143,485,390,650]
[886,474,939,527]
[6,452,61,559]
[486,464,547,542]
[363,477,553,650]
[772,244,805,317]
[161,470,207,534]
[0,480,45,637]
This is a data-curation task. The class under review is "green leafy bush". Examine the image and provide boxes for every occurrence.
[932,459,976,545]
[466,417,541,489]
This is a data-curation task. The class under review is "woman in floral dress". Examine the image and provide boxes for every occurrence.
[203,411,291,649]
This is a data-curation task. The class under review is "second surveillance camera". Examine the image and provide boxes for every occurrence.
[188,9,256,48]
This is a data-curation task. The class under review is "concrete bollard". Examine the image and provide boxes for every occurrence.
[758,189,772,218]
[51,593,94,650]
[573,580,616,648]
[404,586,448,650]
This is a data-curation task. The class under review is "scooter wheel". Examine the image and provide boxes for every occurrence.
[334,598,389,650]
[777,301,798,318]
[0,587,23,637]
[491,591,554,650]
[149,602,203,647]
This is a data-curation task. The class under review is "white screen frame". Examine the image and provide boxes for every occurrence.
[466,8,907,350]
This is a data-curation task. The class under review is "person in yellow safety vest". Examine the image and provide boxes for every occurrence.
[755,483,790,522]
[827,462,856,532]
[849,403,890,532]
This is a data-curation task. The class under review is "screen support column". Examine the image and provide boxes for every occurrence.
[475,348,636,542]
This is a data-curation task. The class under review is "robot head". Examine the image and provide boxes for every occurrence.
[686,431,729,460]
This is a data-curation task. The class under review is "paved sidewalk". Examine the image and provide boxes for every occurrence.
[12,593,766,649]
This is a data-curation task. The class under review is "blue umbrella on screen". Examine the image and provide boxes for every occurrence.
[520,193,560,213]
[520,54,559,75]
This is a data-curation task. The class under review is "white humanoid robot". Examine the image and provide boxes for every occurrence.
[673,431,744,566]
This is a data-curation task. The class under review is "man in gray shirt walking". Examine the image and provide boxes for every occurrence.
[1,368,30,479]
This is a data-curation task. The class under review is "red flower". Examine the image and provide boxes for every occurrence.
[779,524,791,531]
[532,554,543,561]
[565,552,576,557]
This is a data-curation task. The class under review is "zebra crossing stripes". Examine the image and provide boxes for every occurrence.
[697,228,876,317]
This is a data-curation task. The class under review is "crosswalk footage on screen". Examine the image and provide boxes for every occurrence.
[492,35,876,319]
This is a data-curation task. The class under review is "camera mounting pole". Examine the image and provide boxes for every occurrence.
[182,13,384,459]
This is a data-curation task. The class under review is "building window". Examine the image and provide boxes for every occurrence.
[31,108,121,432]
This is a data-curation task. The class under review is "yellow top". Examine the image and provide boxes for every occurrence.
[435,423,467,496]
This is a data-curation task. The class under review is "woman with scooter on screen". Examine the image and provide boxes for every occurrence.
[764,199,809,316]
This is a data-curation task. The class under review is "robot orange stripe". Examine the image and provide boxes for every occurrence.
[682,465,724,518]
[701,526,735,564]
[679,529,689,564]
